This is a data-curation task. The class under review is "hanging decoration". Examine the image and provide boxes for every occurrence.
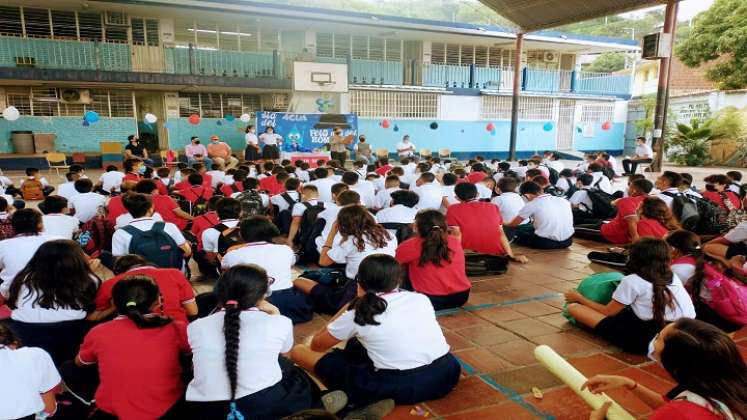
[601,121,612,131]
[2,106,20,121]
[83,110,100,124]
[486,122,495,132]
[543,122,554,132]
[188,114,201,125]
[429,122,439,130]
[224,114,236,122]
[393,124,400,132]
[381,119,391,129]
[239,113,252,123]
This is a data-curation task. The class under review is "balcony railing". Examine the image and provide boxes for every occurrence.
[0,35,631,96]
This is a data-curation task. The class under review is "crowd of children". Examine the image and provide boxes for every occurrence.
[0,146,746,420]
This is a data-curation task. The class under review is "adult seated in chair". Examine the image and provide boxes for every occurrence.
[622,137,653,175]
[207,135,239,170]
[185,136,213,168]
[124,135,154,167]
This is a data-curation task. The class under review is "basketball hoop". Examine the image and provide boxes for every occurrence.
[311,71,334,86]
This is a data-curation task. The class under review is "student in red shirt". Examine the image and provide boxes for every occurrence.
[122,159,143,183]
[134,180,193,230]
[375,157,393,176]
[396,210,471,310]
[220,169,248,197]
[582,318,747,420]
[73,276,189,420]
[177,174,213,206]
[702,174,742,211]
[445,183,526,262]
[466,163,487,184]
[90,254,197,323]
[192,163,213,191]
[634,196,680,242]
[154,167,173,196]
[172,168,195,193]
[105,181,137,224]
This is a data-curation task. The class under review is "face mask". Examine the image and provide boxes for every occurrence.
[138,166,146,174]
[647,335,658,362]
[194,140,200,145]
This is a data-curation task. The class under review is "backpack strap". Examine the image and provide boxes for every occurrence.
[281,192,298,207]
[301,202,312,211]
[151,221,166,232]
[214,223,229,232]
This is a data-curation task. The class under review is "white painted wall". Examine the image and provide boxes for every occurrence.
[439,95,480,121]
[613,100,628,123]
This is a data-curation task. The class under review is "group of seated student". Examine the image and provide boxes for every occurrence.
[1,149,747,420]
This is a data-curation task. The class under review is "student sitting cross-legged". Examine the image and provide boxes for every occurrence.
[565,238,696,354]
[396,210,472,310]
[290,255,461,408]
[505,181,574,249]
[186,265,346,420]
[575,178,653,243]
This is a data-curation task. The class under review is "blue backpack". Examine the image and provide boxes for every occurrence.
[122,222,184,269]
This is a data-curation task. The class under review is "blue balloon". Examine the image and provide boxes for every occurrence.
[393,125,400,132]
[84,110,99,123]
[543,122,554,132]
[216,120,223,126]
[224,114,235,121]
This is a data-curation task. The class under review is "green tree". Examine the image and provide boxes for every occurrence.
[587,52,626,73]
[676,0,747,89]
[668,118,714,166]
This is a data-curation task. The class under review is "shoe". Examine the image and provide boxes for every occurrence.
[344,399,395,420]
[321,390,348,415]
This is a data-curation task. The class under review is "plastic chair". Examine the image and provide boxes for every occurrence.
[375,148,389,160]
[45,152,70,178]
[419,148,432,159]
[438,148,454,160]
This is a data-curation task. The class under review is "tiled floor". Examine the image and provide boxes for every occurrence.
[5,166,747,419]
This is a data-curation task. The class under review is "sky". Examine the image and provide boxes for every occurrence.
[622,0,715,21]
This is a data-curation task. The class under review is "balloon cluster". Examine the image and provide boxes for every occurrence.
[485,122,496,136]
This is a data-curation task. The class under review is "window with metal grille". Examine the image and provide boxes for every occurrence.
[131,18,159,46]
[31,88,58,116]
[6,87,31,115]
[580,103,614,124]
[462,45,474,65]
[333,33,350,59]
[0,7,23,36]
[385,39,401,61]
[78,12,102,41]
[104,24,128,43]
[475,46,488,67]
[51,10,77,39]
[222,94,243,117]
[179,93,200,117]
[316,32,333,58]
[200,93,222,118]
[260,28,280,52]
[85,90,110,116]
[6,87,133,117]
[369,38,384,61]
[242,95,261,115]
[352,36,368,60]
[445,44,460,65]
[350,90,440,119]
[481,96,554,120]
[431,43,445,65]
[145,19,159,46]
[23,8,51,38]
[132,18,146,45]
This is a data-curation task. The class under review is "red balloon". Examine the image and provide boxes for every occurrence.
[601,121,612,131]
[381,119,390,129]
[188,114,201,125]
[486,122,495,132]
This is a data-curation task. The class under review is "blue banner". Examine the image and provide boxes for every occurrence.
[257,112,358,153]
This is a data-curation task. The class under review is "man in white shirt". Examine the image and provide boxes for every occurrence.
[0,209,61,284]
[308,167,337,204]
[505,181,574,249]
[396,135,416,158]
[588,163,613,195]
[68,179,105,224]
[40,195,79,239]
[412,172,443,211]
[342,172,375,209]
[57,172,80,201]
[622,137,654,175]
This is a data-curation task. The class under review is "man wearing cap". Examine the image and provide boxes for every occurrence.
[207,135,239,169]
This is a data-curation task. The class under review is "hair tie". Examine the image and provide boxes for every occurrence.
[694,245,702,250]
[225,300,239,308]
[431,225,441,231]
[125,301,137,308]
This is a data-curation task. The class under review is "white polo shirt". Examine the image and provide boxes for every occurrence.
[397,142,416,157]
[206,170,226,188]
[612,273,695,321]
[99,171,125,193]
[308,178,337,203]
[221,243,295,291]
[327,291,450,370]
[569,188,594,212]
[259,133,281,146]
[111,217,186,257]
[413,182,443,211]
[654,188,682,209]
[442,185,458,207]
[245,132,258,146]
[476,183,493,200]
[315,203,342,251]
[350,181,376,209]
[115,212,163,229]
[270,191,301,213]
[555,177,575,192]
[5,282,94,323]
[42,213,80,239]
[202,219,239,253]
[375,187,400,210]
[327,232,398,279]
[491,192,525,223]
[56,182,79,201]
[69,192,106,223]
[375,205,417,225]
[0,234,61,283]
[0,347,61,420]
[517,194,574,241]
[635,143,653,159]
[590,172,613,194]
[186,310,292,402]
[724,221,747,245]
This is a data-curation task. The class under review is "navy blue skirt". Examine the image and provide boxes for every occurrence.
[267,287,314,324]
[315,338,461,405]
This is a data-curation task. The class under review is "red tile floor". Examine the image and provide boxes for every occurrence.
[294,237,747,420]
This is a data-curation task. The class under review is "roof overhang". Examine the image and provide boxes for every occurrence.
[476,0,671,32]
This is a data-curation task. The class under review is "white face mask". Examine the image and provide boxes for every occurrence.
[647,334,659,362]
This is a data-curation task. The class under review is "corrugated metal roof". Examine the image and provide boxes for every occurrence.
[477,0,670,31]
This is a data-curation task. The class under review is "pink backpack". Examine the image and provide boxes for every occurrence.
[702,263,747,326]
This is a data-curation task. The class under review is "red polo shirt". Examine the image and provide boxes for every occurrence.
[396,235,471,296]
[375,164,392,176]
[178,185,213,205]
[446,200,506,255]
[220,182,243,197]
[191,211,220,250]
[601,195,646,244]
[467,171,486,184]
[152,194,188,230]
[106,195,126,225]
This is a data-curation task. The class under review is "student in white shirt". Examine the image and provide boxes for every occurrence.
[0,324,61,420]
[375,175,401,210]
[68,179,106,224]
[396,135,416,158]
[588,163,613,195]
[1,239,99,364]
[308,167,337,204]
[315,187,358,253]
[440,173,460,209]
[206,163,226,189]
[565,238,695,354]
[57,172,80,201]
[726,170,743,194]
[111,193,191,259]
[654,171,686,209]
[0,209,61,284]
[491,177,527,233]
[555,169,576,195]
[202,198,241,257]
[40,195,80,239]
[286,185,323,248]
[505,181,574,249]
[476,177,495,200]
[270,179,302,213]
[97,165,126,195]
[221,218,313,324]
[295,162,311,183]
[295,205,397,315]
[569,174,595,223]
[622,137,654,175]
[376,190,418,230]
[342,172,376,209]
[291,254,460,406]
[412,172,443,211]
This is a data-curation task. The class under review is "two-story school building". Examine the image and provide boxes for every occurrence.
[0,0,638,162]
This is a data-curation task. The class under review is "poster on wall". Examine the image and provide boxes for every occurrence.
[257,112,358,152]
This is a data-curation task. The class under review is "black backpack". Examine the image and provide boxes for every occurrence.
[191,189,210,216]
[542,165,559,185]
[692,196,729,234]
[601,166,615,180]
[584,189,617,220]
[379,222,415,243]
[122,222,183,269]
[563,182,578,199]
[297,202,326,264]
[214,222,243,255]
[274,192,301,234]
[662,192,700,231]
[235,189,266,217]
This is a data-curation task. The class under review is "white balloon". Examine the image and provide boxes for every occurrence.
[2,106,20,121]
[239,113,252,123]
[144,113,158,124]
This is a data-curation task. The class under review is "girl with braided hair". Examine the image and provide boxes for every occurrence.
[186,265,345,420]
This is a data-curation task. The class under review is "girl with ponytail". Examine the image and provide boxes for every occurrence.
[395,210,471,310]
[291,254,461,407]
[565,238,696,354]
[667,230,743,333]
[186,265,340,420]
[74,276,188,419]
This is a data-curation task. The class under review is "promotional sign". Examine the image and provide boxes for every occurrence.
[257,112,358,152]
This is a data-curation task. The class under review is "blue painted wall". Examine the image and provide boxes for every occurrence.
[166,117,252,152]
[0,116,136,153]
[573,123,625,152]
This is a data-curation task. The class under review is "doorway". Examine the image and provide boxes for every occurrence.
[557,99,576,150]
[134,92,167,152]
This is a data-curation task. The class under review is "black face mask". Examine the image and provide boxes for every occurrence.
[194,140,200,145]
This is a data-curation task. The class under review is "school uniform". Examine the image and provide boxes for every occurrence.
[260,133,282,159]
[206,170,226,189]
[187,310,320,419]
[396,236,471,310]
[115,211,163,229]
[375,187,400,210]
[720,222,747,258]
[99,171,125,194]
[0,346,61,420]
[475,183,493,200]
[491,192,525,225]
[350,181,376,209]
[590,172,613,194]
[270,191,301,213]
[244,132,261,161]
[57,181,79,201]
[69,192,106,223]
[315,203,341,252]
[230,190,270,209]
[375,205,417,225]
[42,213,80,239]
[76,317,189,419]
[202,219,239,253]
[654,187,681,209]
[555,177,576,193]
[514,194,574,249]
[413,182,443,211]
[179,185,213,205]
[191,212,220,251]
[702,190,741,211]
[594,273,695,354]
[728,182,741,194]
[152,194,189,230]
[308,178,337,204]
[315,291,460,405]
[221,182,243,197]
[222,243,312,324]
[0,234,61,284]
[599,195,646,244]
[442,185,459,207]
[111,217,187,257]
[446,201,506,255]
